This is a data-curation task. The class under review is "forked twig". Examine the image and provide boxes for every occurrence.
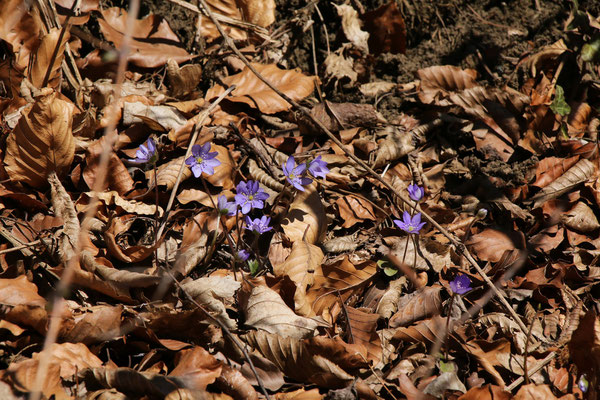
[193,0,528,334]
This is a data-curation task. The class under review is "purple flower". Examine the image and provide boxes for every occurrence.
[393,211,426,234]
[234,180,269,214]
[130,138,157,164]
[236,249,250,261]
[307,156,329,179]
[408,184,424,202]
[245,215,272,234]
[450,274,472,295]
[185,142,221,177]
[217,195,236,216]
[283,156,312,191]
[578,375,589,393]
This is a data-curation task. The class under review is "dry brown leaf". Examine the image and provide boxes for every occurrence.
[526,39,568,77]
[281,183,327,244]
[336,194,377,228]
[122,101,187,131]
[529,225,564,253]
[274,388,324,399]
[0,0,42,71]
[83,137,134,195]
[203,143,235,189]
[4,90,75,188]
[49,171,80,263]
[514,384,559,400]
[60,305,123,345]
[247,158,285,192]
[215,364,259,400]
[334,4,369,53]
[174,212,212,276]
[4,342,102,399]
[376,277,407,318]
[94,190,163,217]
[466,228,522,263]
[362,2,406,55]
[169,347,222,390]
[181,275,241,330]
[304,102,386,134]
[236,0,275,27]
[243,285,319,339]
[29,28,69,89]
[345,306,382,365]
[417,65,478,104]
[389,285,443,328]
[103,216,159,263]
[243,330,369,389]
[392,315,445,344]
[80,367,187,397]
[568,309,600,383]
[166,59,203,98]
[151,156,192,190]
[54,0,99,25]
[0,276,46,307]
[373,125,416,168]
[529,159,596,208]
[459,384,512,400]
[533,156,580,188]
[562,202,600,232]
[205,63,317,114]
[98,8,192,68]
[303,257,377,320]
[478,313,533,355]
[324,51,357,86]
[198,0,247,42]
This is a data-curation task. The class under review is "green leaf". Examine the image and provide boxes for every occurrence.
[550,85,571,117]
[439,359,455,373]
[248,259,259,276]
[383,267,398,277]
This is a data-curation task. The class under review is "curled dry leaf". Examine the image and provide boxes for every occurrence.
[389,286,443,328]
[247,159,284,192]
[392,315,445,345]
[322,234,360,253]
[236,0,276,27]
[103,216,160,263]
[198,0,248,42]
[324,51,358,86]
[336,194,377,228]
[302,102,386,134]
[4,90,75,188]
[83,137,134,195]
[274,241,324,313]
[359,81,396,97]
[562,201,600,232]
[529,159,596,208]
[80,367,188,397]
[49,171,80,263]
[243,285,320,339]
[205,63,317,114]
[174,212,212,276]
[181,275,241,330]
[60,304,123,345]
[150,155,192,190]
[0,0,42,72]
[334,4,369,53]
[281,183,327,245]
[376,277,407,319]
[215,364,259,400]
[29,28,69,89]
[94,190,163,217]
[203,143,235,189]
[166,59,203,98]
[98,8,192,68]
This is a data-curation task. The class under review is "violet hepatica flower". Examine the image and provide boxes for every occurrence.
[130,138,157,164]
[245,215,272,234]
[185,142,221,177]
[394,211,426,234]
[217,195,236,216]
[235,180,269,214]
[283,156,312,191]
[450,274,472,295]
[307,155,329,179]
[236,249,250,262]
[578,374,589,393]
[408,184,424,202]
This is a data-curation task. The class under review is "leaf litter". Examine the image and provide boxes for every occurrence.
[0,0,599,398]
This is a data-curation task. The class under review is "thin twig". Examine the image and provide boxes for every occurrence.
[506,352,556,391]
[194,0,528,334]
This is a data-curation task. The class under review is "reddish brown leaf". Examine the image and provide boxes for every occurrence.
[336,194,377,228]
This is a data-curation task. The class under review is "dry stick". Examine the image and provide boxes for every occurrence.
[0,239,43,255]
[155,85,236,242]
[506,352,556,392]
[522,309,542,385]
[195,0,529,335]
[30,0,140,398]
[41,0,77,88]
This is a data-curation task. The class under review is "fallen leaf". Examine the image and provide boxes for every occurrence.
[281,182,327,245]
[4,90,75,188]
[336,194,377,228]
[334,4,369,53]
[362,1,406,55]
